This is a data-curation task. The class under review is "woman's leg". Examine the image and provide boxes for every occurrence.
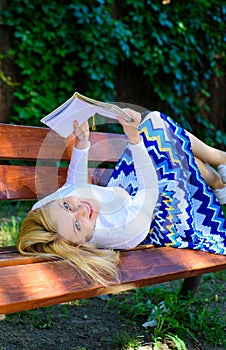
[187,131,226,167]
[194,157,224,190]
[187,132,226,204]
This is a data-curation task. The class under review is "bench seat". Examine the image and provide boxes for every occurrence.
[0,245,225,314]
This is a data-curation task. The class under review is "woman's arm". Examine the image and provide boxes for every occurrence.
[65,120,90,187]
[113,110,159,249]
[107,138,159,250]
[117,109,158,190]
[32,121,90,210]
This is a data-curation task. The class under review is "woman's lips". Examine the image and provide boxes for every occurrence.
[82,201,93,219]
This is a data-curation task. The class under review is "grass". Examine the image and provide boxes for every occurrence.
[0,201,32,246]
[114,333,144,349]
[110,272,226,349]
[3,304,70,330]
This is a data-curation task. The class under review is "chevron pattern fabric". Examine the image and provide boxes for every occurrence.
[107,112,226,254]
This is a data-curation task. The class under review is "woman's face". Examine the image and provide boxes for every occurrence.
[48,196,100,244]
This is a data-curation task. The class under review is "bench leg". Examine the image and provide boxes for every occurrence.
[179,276,202,297]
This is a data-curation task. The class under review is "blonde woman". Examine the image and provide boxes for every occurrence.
[18,109,226,284]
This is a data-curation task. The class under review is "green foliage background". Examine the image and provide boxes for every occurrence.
[1,0,226,145]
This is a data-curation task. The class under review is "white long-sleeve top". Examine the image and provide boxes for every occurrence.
[32,138,159,249]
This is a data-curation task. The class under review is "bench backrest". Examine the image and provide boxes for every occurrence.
[0,124,127,201]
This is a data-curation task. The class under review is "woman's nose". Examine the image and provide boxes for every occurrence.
[76,205,87,216]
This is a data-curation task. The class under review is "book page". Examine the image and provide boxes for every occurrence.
[41,92,132,137]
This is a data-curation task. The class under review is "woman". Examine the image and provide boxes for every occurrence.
[18,109,226,284]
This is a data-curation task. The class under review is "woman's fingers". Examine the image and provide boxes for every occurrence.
[117,109,141,145]
[73,120,90,149]
[73,120,80,135]
[73,120,89,137]
[122,108,141,126]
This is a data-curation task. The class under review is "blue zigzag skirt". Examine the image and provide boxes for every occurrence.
[107,112,226,255]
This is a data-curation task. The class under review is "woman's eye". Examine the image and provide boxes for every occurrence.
[75,220,81,231]
[63,202,71,211]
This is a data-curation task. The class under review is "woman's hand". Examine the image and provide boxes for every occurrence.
[117,108,141,145]
[73,120,90,149]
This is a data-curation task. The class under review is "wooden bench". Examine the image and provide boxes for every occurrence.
[0,123,225,314]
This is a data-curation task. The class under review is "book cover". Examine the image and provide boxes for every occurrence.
[41,92,132,137]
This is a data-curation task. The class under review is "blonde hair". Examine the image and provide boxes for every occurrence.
[17,204,120,285]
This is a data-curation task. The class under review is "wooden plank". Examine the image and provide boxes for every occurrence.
[0,248,52,267]
[0,124,72,161]
[0,165,67,200]
[0,165,112,200]
[0,253,51,267]
[0,247,225,314]
[0,244,155,267]
[0,124,126,162]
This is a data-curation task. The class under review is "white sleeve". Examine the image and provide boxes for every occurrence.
[92,138,159,250]
[32,143,90,210]
[65,142,90,186]
[114,138,159,249]
[130,137,157,191]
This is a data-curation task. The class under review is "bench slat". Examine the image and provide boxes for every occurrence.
[0,253,51,267]
[0,244,154,267]
[0,247,52,267]
[0,124,126,162]
[0,124,72,160]
[0,247,225,314]
[0,165,113,200]
[0,165,67,200]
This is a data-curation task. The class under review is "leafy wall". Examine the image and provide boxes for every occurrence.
[1,0,225,146]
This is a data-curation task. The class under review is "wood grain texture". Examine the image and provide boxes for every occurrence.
[0,165,113,200]
[0,250,52,267]
[0,123,126,161]
[0,124,72,160]
[0,247,225,314]
[0,165,67,199]
[0,123,123,199]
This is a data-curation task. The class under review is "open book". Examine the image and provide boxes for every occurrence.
[41,92,133,137]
